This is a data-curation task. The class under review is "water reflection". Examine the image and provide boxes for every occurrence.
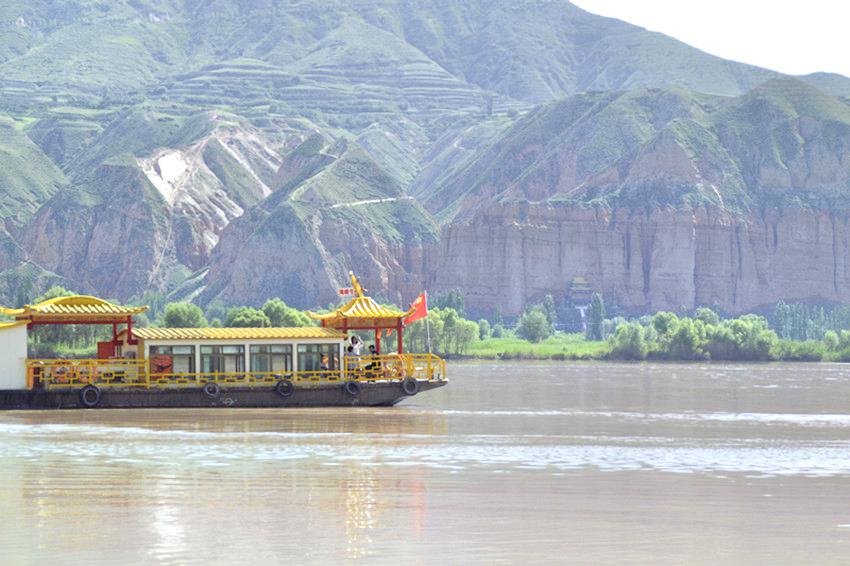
[4,362,850,563]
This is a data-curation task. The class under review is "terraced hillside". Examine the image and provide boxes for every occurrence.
[1,0,850,314]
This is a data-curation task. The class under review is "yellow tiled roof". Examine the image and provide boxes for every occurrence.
[134,327,345,341]
[0,295,148,320]
[309,271,414,323]
[309,296,412,321]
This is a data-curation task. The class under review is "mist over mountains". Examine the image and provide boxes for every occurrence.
[2,0,850,315]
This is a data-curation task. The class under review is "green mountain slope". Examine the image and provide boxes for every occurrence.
[420,78,850,223]
[0,117,67,223]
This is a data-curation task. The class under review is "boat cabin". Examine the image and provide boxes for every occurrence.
[117,326,348,377]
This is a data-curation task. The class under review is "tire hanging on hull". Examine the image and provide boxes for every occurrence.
[80,385,102,408]
[343,381,362,397]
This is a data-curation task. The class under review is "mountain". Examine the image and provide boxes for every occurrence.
[1,0,850,315]
[423,78,850,315]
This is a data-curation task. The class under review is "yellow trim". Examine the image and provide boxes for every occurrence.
[0,320,28,330]
[133,326,346,341]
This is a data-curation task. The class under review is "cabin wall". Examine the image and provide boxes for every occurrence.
[142,338,347,376]
[0,324,28,389]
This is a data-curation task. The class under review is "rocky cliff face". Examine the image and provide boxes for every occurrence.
[429,204,850,316]
[197,135,439,308]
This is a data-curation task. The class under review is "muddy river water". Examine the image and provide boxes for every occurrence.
[2,362,850,564]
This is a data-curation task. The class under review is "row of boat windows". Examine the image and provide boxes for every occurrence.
[148,344,340,374]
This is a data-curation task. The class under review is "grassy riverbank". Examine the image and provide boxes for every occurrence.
[453,332,850,363]
[465,334,609,360]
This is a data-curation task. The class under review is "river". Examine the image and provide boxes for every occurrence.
[2,362,850,564]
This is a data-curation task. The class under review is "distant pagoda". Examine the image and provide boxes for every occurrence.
[568,276,593,306]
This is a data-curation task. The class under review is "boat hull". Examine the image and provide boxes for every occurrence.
[0,381,446,410]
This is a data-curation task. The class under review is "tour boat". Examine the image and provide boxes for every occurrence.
[0,273,446,409]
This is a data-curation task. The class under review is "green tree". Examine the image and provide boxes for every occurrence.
[456,320,480,354]
[543,294,557,331]
[704,315,778,361]
[162,302,207,328]
[666,319,705,360]
[587,293,605,340]
[517,308,551,343]
[225,306,271,328]
[262,298,312,327]
[652,311,679,337]
[478,319,491,340]
[695,307,720,326]
[609,322,648,360]
[434,289,465,316]
[35,285,74,302]
[205,299,228,325]
[824,330,839,351]
[442,308,459,347]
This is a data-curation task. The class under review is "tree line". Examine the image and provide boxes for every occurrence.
[19,285,850,363]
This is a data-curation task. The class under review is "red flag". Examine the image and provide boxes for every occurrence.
[404,292,428,325]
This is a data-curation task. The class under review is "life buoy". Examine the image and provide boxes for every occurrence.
[80,385,102,408]
[343,380,361,397]
[275,379,295,397]
[203,382,221,398]
[402,378,420,396]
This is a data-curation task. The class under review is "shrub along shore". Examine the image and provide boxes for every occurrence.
[406,307,849,363]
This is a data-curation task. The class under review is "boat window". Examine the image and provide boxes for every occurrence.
[297,344,339,372]
[150,345,195,374]
[201,345,245,374]
[250,344,292,373]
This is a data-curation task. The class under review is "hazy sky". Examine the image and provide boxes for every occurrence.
[571,0,850,78]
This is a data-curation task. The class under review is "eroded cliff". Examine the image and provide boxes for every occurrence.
[429,204,850,316]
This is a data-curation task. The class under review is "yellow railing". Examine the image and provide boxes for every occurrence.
[27,353,446,390]
[343,353,446,383]
[28,359,149,389]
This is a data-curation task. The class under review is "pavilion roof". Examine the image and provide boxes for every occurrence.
[308,272,414,328]
[0,295,148,323]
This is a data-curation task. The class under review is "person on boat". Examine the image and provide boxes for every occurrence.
[364,344,380,376]
[346,346,358,373]
[350,335,363,356]
[320,355,330,371]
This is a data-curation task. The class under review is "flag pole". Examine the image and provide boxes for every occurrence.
[425,291,432,354]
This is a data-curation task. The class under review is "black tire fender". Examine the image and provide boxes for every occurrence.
[402,377,420,396]
[80,385,102,408]
[343,380,362,397]
[275,379,295,397]
[203,382,221,398]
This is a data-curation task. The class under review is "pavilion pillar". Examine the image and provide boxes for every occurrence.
[375,329,381,354]
[127,315,137,345]
[397,320,403,354]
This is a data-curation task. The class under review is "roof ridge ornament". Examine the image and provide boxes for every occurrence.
[349,270,365,298]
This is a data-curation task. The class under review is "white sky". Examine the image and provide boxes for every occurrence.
[571,0,850,78]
